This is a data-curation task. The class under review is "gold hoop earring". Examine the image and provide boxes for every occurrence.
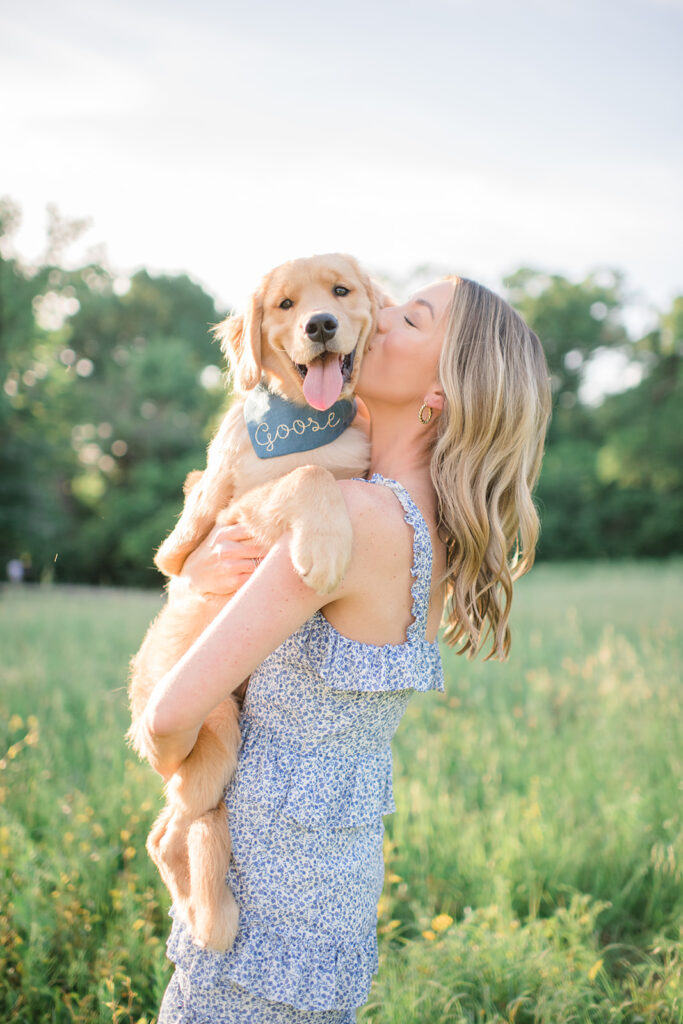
[418,402,433,425]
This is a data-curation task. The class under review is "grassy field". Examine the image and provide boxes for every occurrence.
[0,563,681,1023]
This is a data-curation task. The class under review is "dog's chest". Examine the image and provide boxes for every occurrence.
[231,424,371,500]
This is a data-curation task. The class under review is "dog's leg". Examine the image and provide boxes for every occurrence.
[149,799,239,951]
[186,804,239,951]
[166,700,242,814]
[147,806,192,909]
[149,702,241,948]
[220,465,353,595]
[154,404,243,577]
[146,804,175,880]
[155,469,235,577]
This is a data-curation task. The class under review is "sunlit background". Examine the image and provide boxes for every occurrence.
[3,0,681,311]
[1,0,681,584]
[2,7,683,1021]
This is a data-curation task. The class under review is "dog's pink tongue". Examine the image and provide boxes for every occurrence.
[303,354,343,411]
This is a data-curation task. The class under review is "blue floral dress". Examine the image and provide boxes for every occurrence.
[158,474,445,1023]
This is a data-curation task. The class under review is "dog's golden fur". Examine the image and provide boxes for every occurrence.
[127,254,379,951]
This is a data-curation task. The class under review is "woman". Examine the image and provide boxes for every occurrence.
[142,275,552,1022]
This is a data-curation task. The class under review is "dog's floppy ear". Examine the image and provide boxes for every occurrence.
[213,288,263,393]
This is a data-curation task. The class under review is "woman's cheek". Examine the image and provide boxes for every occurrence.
[383,339,411,376]
[360,344,383,384]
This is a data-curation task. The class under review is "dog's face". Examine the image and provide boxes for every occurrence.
[216,253,382,411]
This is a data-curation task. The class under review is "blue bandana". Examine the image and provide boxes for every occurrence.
[244,380,357,460]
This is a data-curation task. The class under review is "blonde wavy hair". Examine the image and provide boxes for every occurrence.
[431,277,552,660]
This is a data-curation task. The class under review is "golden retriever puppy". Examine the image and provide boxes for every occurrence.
[128,254,380,951]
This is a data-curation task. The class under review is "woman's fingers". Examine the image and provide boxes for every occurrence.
[216,523,254,542]
[231,558,264,574]
[214,522,264,545]
[215,543,267,563]
[210,526,267,563]
[217,541,265,558]
[179,521,267,595]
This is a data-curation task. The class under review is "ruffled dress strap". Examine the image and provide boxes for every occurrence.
[364,473,433,643]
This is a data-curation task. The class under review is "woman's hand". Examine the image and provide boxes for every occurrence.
[179,523,268,597]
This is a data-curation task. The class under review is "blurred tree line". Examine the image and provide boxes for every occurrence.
[1,198,681,586]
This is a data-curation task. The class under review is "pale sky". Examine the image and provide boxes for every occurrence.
[2,0,682,332]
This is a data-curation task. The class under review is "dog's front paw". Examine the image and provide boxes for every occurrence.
[290,522,353,594]
[191,887,240,952]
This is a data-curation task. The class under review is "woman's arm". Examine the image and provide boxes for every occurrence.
[144,536,335,776]
[143,478,385,778]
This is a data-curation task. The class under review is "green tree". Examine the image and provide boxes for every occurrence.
[500,268,679,559]
[0,198,55,577]
[593,297,683,555]
[509,270,683,559]
[1,201,229,585]
[59,269,229,583]
[504,267,629,416]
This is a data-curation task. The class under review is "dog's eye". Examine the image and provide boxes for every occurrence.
[333,286,349,297]
[279,298,293,310]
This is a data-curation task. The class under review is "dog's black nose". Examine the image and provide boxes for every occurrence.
[305,313,338,345]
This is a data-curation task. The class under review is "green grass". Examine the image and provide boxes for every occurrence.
[0,563,681,1023]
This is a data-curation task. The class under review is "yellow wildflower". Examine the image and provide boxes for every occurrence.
[431,913,454,933]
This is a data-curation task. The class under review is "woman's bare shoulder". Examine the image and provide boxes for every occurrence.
[338,477,409,518]
[324,478,418,638]
[337,478,413,562]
